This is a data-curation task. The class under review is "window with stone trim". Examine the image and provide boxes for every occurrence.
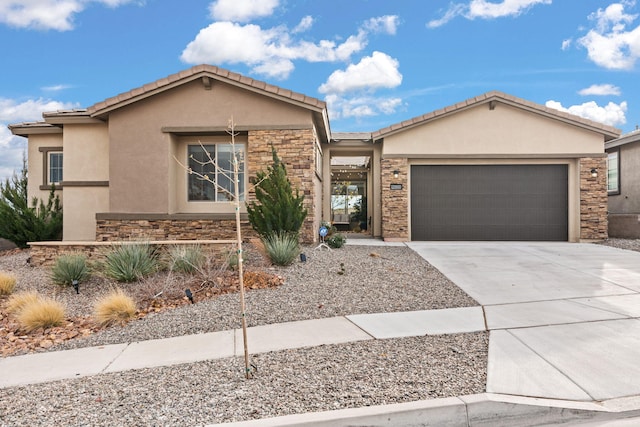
[607,150,619,195]
[187,143,245,201]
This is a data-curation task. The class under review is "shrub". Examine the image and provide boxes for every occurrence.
[262,232,299,266]
[326,233,346,249]
[168,245,205,274]
[93,289,137,326]
[17,297,66,332]
[0,158,62,248]
[103,243,158,282]
[0,271,17,295]
[5,291,41,314]
[246,147,307,238]
[50,253,89,286]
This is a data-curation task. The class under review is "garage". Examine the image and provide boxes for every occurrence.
[410,164,568,241]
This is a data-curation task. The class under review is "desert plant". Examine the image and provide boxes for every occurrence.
[0,157,62,248]
[246,147,307,238]
[16,296,66,332]
[326,233,346,249]
[5,291,41,314]
[50,253,89,286]
[93,289,137,326]
[103,243,158,282]
[262,231,300,266]
[0,271,17,295]
[168,245,205,274]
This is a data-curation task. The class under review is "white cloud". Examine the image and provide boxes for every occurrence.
[561,38,572,50]
[578,2,640,70]
[181,16,398,79]
[363,15,399,35]
[325,94,403,120]
[545,99,627,126]
[292,15,313,34]
[208,0,278,23]
[0,0,138,31]
[578,84,621,96]
[0,97,78,182]
[428,0,551,28]
[41,84,73,92]
[318,51,402,94]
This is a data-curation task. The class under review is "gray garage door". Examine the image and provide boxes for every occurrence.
[411,165,568,241]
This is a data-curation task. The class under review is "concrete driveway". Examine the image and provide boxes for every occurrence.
[406,242,640,402]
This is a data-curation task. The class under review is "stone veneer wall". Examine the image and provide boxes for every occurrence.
[580,157,608,240]
[247,129,317,243]
[96,217,255,241]
[29,240,235,267]
[381,158,409,240]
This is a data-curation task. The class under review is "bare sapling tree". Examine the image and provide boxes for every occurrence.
[174,117,260,379]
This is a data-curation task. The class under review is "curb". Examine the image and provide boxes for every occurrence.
[207,393,640,427]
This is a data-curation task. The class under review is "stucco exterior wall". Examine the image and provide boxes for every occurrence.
[608,141,640,214]
[382,103,604,158]
[107,79,314,214]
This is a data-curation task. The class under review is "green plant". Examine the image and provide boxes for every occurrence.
[103,243,158,282]
[0,271,17,295]
[262,232,300,266]
[0,158,63,248]
[50,253,90,286]
[5,291,41,314]
[326,233,346,249]
[17,296,66,332]
[93,289,137,326]
[246,147,307,238]
[168,245,205,274]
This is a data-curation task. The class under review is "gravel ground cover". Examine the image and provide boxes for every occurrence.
[0,242,488,426]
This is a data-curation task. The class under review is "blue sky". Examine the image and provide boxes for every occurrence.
[1,0,640,182]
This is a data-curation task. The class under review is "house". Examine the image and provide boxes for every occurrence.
[9,64,619,247]
[605,129,640,238]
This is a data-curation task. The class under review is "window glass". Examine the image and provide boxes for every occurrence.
[49,152,63,184]
[187,144,245,202]
[607,151,619,194]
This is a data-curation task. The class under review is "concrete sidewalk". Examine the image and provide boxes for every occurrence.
[3,241,640,426]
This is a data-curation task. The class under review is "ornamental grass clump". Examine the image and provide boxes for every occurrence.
[5,291,41,315]
[103,243,158,282]
[168,244,205,274]
[50,253,89,287]
[16,296,66,332]
[262,232,299,266]
[0,271,17,295]
[93,289,137,326]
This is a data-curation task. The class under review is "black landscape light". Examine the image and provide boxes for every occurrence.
[300,253,307,262]
[72,280,79,294]
[185,288,194,304]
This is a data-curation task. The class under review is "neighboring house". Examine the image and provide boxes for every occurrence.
[9,64,619,244]
[605,129,640,238]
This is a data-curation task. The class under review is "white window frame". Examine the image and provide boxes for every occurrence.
[607,150,620,195]
[48,151,63,185]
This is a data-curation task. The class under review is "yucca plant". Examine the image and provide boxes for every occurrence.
[262,232,300,266]
[50,253,90,287]
[103,243,158,282]
[168,244,205,274]
[0,271,17,295]
[93,289,137,326]
[17,296,66,332]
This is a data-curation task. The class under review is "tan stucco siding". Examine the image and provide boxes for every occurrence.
[609,142,640,214]
[382,103,605,157]
[27,133,63,203]
[62,123,109,182]
[108,79,315,214]
[63,187,109,241]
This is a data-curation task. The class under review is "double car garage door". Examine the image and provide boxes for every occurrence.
[411,164,568,241]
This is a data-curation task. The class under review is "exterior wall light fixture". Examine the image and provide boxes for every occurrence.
[590,168,598,178]
[393,169,400,179]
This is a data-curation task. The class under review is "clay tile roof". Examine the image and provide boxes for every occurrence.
[371,90,621,140]
[86,64,326,116]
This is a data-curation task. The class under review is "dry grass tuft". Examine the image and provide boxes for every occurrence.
[5,291,41,315]
[16,297,66,332]
[94,289,137,326]
[0,271,17,295]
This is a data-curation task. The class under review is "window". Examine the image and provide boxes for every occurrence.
[187,144,245,202]
[607,150,619,194]
[49,152,63,184]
